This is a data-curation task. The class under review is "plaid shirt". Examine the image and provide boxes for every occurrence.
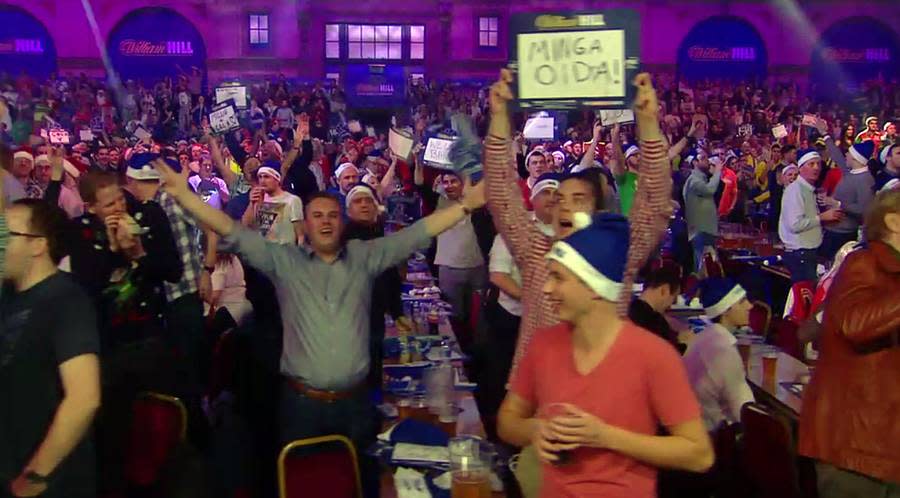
[155,190,202,301]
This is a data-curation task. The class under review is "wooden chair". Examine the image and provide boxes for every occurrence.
[124,392,188,487]
[278,435,362,498]
[740,403,803,498]
[749,300,772,338]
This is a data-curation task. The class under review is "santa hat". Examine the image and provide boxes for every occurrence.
[551,150,566,163]
[14,147,34,163]
[880,178,899,192]
[524,149,544,167]
[797,149,821,167]
[334,162,359,179]
[545,213,630,301]
[624,145,640,161]
[530,172,561,200]
[127,152,162,181]
[34,154,50,166]
[62,159,81,179]
[699,277,747,319]
[257,160,282,182]
[884,121,894,132]
[346,182,380,207]
[848,141,875,165]
[864,116,878,127]
[879,143,896,166]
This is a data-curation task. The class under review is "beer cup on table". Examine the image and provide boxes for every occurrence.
[449,436,492,498]
[762,352,779,385]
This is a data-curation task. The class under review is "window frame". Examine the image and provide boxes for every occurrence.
[325,23,424,63]
[476,15,500,50]
[248,13,271,49]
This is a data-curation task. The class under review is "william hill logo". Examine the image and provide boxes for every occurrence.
[119,39,194,56]
[535,14,606,30]
[688,46,757,62]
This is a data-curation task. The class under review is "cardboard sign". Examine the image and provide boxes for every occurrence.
[215,84,248,109]
[802,114,818,127]
[133,125,152,142]
[209,99,240,135]
[49,129,70,144]
[423,137,456,167]
[598,109,635,126]
[524,116,556,139]
[772,124,788,139]
[738,124,753,137]
[79,130,95,142]
[509,9,640,110]
[389,128,415,161]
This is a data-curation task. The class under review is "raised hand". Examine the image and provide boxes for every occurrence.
[489,68,514,116]
[632,73,659,124]
[461,175,486,211]
[152,159,190,198]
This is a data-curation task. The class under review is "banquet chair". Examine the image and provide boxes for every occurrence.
[278,435,362,498]
[772,318,803,360]
[124,392,188,487]
[740,403,803,498]
[703,253,725,278]
[749,300,772,337]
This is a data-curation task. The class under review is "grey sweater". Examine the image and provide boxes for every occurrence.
[828,168,874,234]
[683,168,721,240]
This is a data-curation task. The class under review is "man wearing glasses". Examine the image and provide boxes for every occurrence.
[0,199,101,498]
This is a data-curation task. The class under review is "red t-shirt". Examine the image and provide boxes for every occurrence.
[517,177,534,211]
[510,322,701,498]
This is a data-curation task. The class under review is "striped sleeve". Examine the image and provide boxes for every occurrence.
[618,138,672,316]
[483,134,543,272]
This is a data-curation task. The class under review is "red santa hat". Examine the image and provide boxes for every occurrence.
[14,147,34,163]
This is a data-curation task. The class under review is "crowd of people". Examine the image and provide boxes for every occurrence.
[0,62,898,498]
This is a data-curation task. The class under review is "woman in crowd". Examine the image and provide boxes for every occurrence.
[799,189,900,497]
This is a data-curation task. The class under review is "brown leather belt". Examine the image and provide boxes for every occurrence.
[286,378,364,403]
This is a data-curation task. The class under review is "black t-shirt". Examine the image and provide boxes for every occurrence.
[0,273,100,498]
[628,298,683,354]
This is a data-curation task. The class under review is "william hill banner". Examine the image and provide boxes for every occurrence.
[107,8,206,85]
[508,10,641,110]
[0,6,57,79]
[676,16,768,83]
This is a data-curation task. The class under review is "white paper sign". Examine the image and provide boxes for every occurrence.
[517,30,626,101]
[214,85,247,109]
[772,124,788,139]
[802,114,818,127]
[523,116,555,140]
[389,128,414,160]
[738,124,753,137]
[424,137,455,166]
[598,109,635,126]
[49,129,70,144]
[79,130,95,142]
[209,101,240,135]
[133,126,152,141]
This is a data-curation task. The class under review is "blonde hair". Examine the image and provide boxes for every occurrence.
[864,189,900,242]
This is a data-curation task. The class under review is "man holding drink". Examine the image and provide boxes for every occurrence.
[682,277,756,431]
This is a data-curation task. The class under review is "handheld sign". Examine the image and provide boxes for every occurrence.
[509,10,640,110]
[772,124,788,139]
[738,124,753,137]
[133,125,152,142]
[215,83,248,109]
[424,137,456,167]
[598,109,635,126]
[49,129,70,145]
[389,128,415,160]
[79,130,95,142]
[209,99,241,135]
[801,114,818,127]
[523,116,555,140]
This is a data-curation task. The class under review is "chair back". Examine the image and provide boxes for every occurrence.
[749,301,772,338]
[704,253,725,278]
[772,318,803,359]
[740,403,801,498]
[278,435,362,498]
[125,392,188,486]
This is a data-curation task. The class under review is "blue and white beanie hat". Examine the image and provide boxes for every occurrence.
[797,148,821,168]
[545,213,630,301]
[848,141,875,165]
[699,277,747,319]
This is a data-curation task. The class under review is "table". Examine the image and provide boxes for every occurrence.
[745,344,809,418]
[380,312,505,497]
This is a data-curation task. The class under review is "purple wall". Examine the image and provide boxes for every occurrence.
[1,0,898,83]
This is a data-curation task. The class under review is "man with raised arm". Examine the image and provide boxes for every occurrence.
[484,70,673,380]
[152,158,486,498]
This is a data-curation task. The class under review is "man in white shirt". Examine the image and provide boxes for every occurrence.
[242,162,304,245]
[683,277,755,431]
[778,150,843,282]
[478,173,558,439]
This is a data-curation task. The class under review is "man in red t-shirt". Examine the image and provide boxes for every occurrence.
[518,149,552,210]
[498,213,713,498]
